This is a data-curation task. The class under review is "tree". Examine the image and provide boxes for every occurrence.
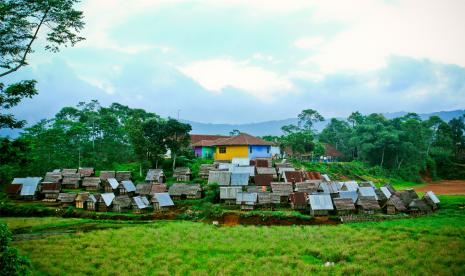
[164,118,192,170]
[0,0,85,130]
[297,109,325,132]
[229,129,240,136]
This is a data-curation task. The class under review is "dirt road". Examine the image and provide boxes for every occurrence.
[415,180,465,195]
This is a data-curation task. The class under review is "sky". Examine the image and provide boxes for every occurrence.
[4,0,465,125]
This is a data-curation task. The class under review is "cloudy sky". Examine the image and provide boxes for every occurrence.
[4,0,465,125]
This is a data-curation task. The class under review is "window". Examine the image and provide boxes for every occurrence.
[267,147,270,154]
[250,147,253,153]
[219,147,226,154]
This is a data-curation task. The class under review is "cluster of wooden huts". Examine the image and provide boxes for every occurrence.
[204,158,440,215]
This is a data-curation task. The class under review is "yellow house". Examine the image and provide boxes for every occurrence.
[212,133,273,161]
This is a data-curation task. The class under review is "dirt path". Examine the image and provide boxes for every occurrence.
[415,180,465,195]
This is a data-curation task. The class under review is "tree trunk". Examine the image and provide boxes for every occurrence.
[380,146,385,168]
[172,153,177,171]
[139,163,142,177]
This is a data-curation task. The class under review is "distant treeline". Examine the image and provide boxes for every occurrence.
[264,110,465,181]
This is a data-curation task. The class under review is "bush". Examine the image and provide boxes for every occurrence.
[0,247,31,276]
[0,222,12,251]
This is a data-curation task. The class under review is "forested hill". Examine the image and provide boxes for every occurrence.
[186,110,465,136]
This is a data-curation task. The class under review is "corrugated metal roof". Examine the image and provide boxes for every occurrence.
[341,181,359,192]
[155,193,174,207]
[309,194,334,210]
[229,166,254,176]
[230,173,249,186]
[101,193,115,206]
[220,187,242,199]
[208,170,231,186]
[122,180,136,192]
[132,196,149,209]
[86,194,98,203]
[380,187,392,199]
[146,169,164,181]
[20,185,37,196]
[426,191,440,204]
[13,177,42,187]
[278,167,295,175]
[231,158,250,166]
[212,133,273,146]
[358,187,378,200]
[236,192,257,204]
[108,178,119,189]
[319,183,330,193]
[338,191,359,203]
[256,167,277,176]
[322,174,331,182]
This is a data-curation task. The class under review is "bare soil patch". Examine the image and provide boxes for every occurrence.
[415,180,465,195]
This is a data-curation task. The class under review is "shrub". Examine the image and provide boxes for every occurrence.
[0,222,12,251]
[0,247,31,276]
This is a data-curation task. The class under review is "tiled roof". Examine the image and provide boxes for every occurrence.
[211,133,273,146]
[190,134,229,145]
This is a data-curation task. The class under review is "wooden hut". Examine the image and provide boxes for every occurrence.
[199,164,217,179]
[384,195,407,215]
[332,198,356,215]
[82,177,101,191]
[98,193,115,212]
[44,172,62,183]
[152,193,175,211]
[168,184,202,200]
[408,199,432,215]
[289,192,308,210]
[255,167,278,179]
[118,180,136,196]
[99,171,115,180]
[113,195,132,213]
[340,181,359,192]
[295,182,319,194]
[283,171,305,183]
[62,173,81,189]
[399,189,419,207]
[146,169,164,183]
[423,191,440,211]
[6,184,22,199]
[116,171,131,182]
[277,167,295,181]
[236,192,258,210]
[62,168,77,174]
[13,177,42,200]
[150,184,168,196]
[356,197,381,214]
[208,171,231,186]
[270,183,293,204]
[135,183,153,196]
[132,196,150,214]
[79,167,94,177]
[41,182,61,201]
[85,194,99,211]
[57,193,77,207]
[103,178,119,193]
[254,174,273,186]
[220,186,242,204]
[75,192,89,209]
[309,194,334,216]
[230,173,249,186]
[303,171,322,181]
[173,167,191,182]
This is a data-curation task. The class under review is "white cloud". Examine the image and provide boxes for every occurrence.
[294,37,325,49]
[78,76,116,95]
[178,58,293,100]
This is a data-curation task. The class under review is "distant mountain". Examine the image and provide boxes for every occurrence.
[185,109,465,136]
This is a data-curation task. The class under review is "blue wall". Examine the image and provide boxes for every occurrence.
[248,145,271,159]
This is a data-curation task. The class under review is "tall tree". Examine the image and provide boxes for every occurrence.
[164,118,192,170]
[297,109,325,132]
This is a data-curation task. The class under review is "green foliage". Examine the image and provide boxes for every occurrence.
[0,222,12,251]
[0,81,38,129]
[0,222,31,276]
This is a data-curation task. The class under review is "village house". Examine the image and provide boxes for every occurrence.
[408,199,432,215]
[75,192,89,209]
[82,177,101,191]
[146,169,164,183]
[254,174,273,186]
[116,171,131,182]
[208,171,231,186]
[41,182,61,201]
[283,171,305,183]
[220,186,242,204]
[399,189,419,206]
[289,192,308,210]
[340,181,360,192]
[135,183,152,197]
[338,191,359,204]
[57,193,77,207]
[270,182,293,204]
[99,171,116,180]
[309,194,334,216]
[168,184,202,200]
[356,197,381,214]
[98,193,115,212]
[150,184,168,196]
[104,178,119,193]
[295,182,319,194]
[230,173,250,186]
[62,172,81,189]
[113,195,132,213]
[79,167,94,177]
[383,194,407,215]
[173,167,191,182]
[333,198,356,215]
[303,171,322,181]
[85,194,99,211]
[277,167,295,181]
[6,184,22,199]
[44,171,62,183]
[190,134,229,159]
[236,192,258,210]
[212,133,274,161]
[230,165,255,177]
[255,167,278,179]
[152,193,175,211]
[423,191,440,211]
[132,196,150,214]
[12,177,42,200]
[118,180,136,196]
[199,164,217,179]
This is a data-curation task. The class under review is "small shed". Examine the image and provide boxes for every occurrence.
[104,178,119,193]
[356,197,381,214]
[135,183,153,196]
[236,192,258,210]
[116,171,131,181]
[254,174,273,186]
[199,164,218,179]
[168,184,202,200]
[408,199,432,215]
[254,158,270,168]
[338,191,359,204]
[79,167,94,177]
[146,169,165,183]
[289,192,308,210]
[257,192,272,206]
[152,193,175,211]
[423,191,440,211]
[82,177,101,191]
[220,186,242,204]
[99,171,116,180]
[57,193,77,207]
[231,158,250,166]
[151,184,168,196]
[399,189,419,206]
[75,192,89,209]
[113,195,132,213]
[62,168,77,174]
[284,171,305,183]
[295,182,319,194]
[132,196,151,214]
[44,172,62,183]
[384,195,407,215]
[309,194,334,216]
[230,173,249,186]
[270,183,293,204]
[333,198,356,215]
[13,177,42,200]
[208,171,231,186]
[85,194,99,211]
[256,167,278,179]
[118,180,136,196]
[358,187,378,200]
[173,167,191,182]
[6,184,22,199]
[41,182,61,201]
[340,181,359,192]
[62,173,81,189]
[98,193,115,212]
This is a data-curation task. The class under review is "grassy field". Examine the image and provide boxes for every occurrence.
[2,195,464,275]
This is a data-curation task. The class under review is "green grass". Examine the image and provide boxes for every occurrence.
[2,195,464,275]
